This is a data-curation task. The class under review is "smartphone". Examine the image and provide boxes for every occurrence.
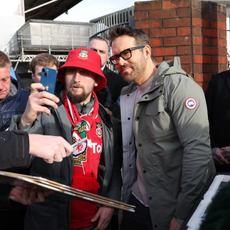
[40,67,58,109]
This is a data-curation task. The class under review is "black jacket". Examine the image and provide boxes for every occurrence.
[0,130,30,170]
[103,66,128,103]
[206,70,230,172]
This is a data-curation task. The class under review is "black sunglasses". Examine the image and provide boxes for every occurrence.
[109,46,145,65]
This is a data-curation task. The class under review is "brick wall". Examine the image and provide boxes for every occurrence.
[134,0,227,91]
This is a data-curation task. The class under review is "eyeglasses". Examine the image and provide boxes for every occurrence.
[109,46,145,65]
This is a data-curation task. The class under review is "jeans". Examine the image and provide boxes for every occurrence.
[120,193,153,230]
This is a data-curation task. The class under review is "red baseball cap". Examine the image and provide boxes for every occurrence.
[57,47,107,91]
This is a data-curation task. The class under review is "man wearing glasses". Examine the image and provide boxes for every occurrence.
[107,25,215,230]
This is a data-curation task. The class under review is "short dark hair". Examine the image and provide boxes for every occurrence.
[106,25,150,47]
[0,51,11,69]
[88,35,110,52]
[30,53,59,74]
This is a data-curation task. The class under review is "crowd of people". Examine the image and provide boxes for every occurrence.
[0,24,228,230]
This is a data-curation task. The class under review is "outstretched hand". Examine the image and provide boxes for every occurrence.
[29,134,73,163]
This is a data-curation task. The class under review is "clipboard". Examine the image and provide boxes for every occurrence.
[0,171,135,212]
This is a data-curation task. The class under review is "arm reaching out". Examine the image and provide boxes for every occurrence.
[29,134,73,163]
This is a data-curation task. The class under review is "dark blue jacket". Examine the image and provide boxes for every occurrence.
[0,78,29,132]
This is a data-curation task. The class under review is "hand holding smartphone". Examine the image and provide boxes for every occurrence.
[40,67,58,109]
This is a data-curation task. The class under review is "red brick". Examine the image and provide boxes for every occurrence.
[152,47,177,56]
[162,0,189,9]
[194,64,203,73]
[150,38,163,47]
[155,56,163,63]
[194,55,211,64]
[150,28,176,38]
[135,11,148,21]
[201,1,211,11]
[192,8,201,18]
[164,37,191,46]
[203,37,211,45]
[191,0,201,9]
[192,19,210,27]
[219,47,227,56]
[202,11,218,20]
[216,4,226,13]
[193,37,203,45]
[219,13,226,22]
[163,18,190,28]
[211,21,226,30]
[136,20,162,29]
[194,74,203,81]
[194,73,212,82]
[149,9,176,19]
[193,27,201,36]
[164,56,175,61]
[194,63,212,73]
[202,28,219,38]
[193,46,202,55]
[177,46,191,55]
[219,64,228,72]
[197,83,204,89]
[182,65,192,75]
[203,47,218,55]
[135,1,161,11]
[152,48,163,56]
[213,38,227,47]
[179,56,191,64]
[142,29,149,36]
[203,64,219,73]
[219,30,226,39]
[177,27,190,36]
[177,8,190,17]
[212,56,227,64]
[181,64,193,77]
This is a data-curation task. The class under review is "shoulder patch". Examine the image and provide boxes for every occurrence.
[185,97,197,110]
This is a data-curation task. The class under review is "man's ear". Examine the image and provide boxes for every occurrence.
[144,45,152,60]
[94,74,101,88]
[31,73,35,82]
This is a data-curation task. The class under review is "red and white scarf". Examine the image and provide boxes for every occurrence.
[63,90,102,191]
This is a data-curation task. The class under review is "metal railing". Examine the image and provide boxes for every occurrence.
[90,6,134,36]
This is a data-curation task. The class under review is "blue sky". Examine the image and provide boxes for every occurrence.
[55,0,148,23]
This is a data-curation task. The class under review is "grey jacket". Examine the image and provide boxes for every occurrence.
[120,57,215,230]
[10,82,122,230]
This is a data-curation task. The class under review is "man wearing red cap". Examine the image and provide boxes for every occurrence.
[10,48,122,230]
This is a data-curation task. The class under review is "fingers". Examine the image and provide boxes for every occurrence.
[30,83,45,93]
[29,135,73,163]
[212,148,229,165]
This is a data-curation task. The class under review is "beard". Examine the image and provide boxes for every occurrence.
[66,83,92,104]
[119,57,147,83]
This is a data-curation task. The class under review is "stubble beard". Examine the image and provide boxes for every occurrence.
[121,58,147,83]
[67,84,91,104]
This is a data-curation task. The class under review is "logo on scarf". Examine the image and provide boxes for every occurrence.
[96,122,102,138]
[78,50,89,60]
[72,121,87,166]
